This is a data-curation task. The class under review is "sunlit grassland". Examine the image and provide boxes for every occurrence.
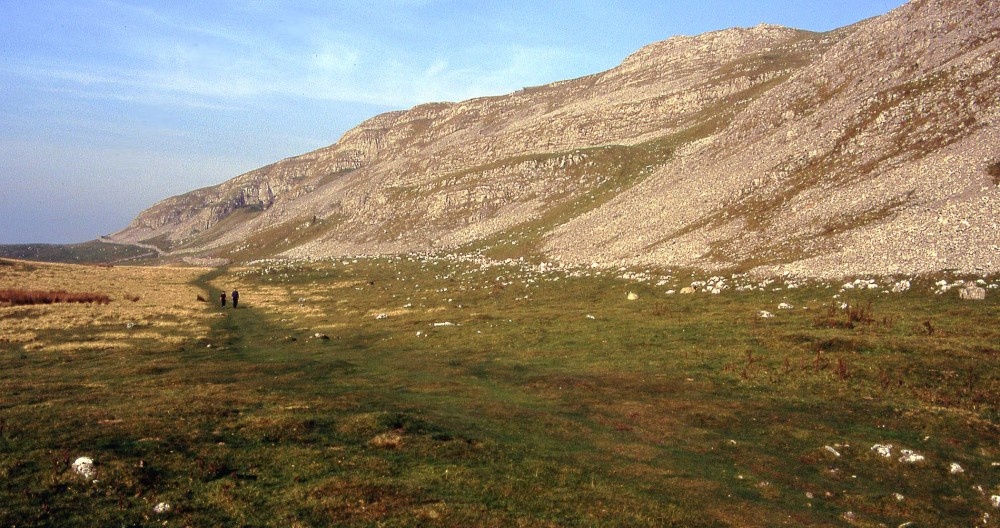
[1,257,998,527]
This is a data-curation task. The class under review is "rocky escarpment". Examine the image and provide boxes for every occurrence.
[111,0,1000,277]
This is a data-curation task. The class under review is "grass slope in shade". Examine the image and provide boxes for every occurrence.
[1,257,999,527]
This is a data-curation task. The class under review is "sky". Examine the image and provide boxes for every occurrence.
[0,0,908,244]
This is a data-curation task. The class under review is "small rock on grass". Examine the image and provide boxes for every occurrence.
[871,444,893,458]
[72,457,95,479]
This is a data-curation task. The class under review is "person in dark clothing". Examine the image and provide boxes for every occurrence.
[231,289,239,309]
[220,291,227,307]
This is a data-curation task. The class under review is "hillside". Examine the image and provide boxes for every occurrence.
[108,0,1000,277]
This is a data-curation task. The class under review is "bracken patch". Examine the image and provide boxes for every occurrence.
[0,289,110,305]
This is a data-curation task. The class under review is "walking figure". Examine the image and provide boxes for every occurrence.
[220,291,227,308]
[231,289,239,309]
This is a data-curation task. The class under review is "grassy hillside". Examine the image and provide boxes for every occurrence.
[1,258,998,526]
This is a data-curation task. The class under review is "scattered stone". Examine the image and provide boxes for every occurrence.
[949,462,964,474]
[959,284,986,300]
[778,302,794,310]
[586,314,596,320]
[433,322,456,327]
[894,493,905,501]
[125,322,136,329]
[680,287,696,294]
[627,291,639,301]
[898,450,925,463]
[992,495,1000,508]
[72,457,95,479]
[153,502,172,514]
[871,444,893,458]
[891,280,911,293]
[824,445,841,457]
[758,310,775,318]
[313,333,330,340]
[375,313,389,320]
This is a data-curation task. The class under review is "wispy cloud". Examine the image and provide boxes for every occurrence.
[38,85,248,112]
[5,1,589,110]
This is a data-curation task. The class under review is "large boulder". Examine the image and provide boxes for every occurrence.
[959,284,986,300]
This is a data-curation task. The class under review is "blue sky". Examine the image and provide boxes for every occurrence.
[0,0,907,244]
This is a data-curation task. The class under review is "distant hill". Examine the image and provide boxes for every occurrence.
[108,0,1000,277]
[0,240,153,264]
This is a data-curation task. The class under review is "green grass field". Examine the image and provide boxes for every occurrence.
[1,257,998,527]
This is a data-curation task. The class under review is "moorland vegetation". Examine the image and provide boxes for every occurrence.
[2,256,998,526]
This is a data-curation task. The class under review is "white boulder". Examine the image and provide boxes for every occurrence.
[899,450,925,463]
[71,457,95,479]
[960,284,986,300]
[871,444,893,458]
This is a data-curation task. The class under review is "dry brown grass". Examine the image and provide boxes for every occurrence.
[0,260,214,352]
[369,430,405,449]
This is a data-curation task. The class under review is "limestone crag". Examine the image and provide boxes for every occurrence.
[546,0,1000,276]
[111,0,1000,277]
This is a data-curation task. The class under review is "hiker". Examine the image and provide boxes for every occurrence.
[231,289,239,308]
[220,291,227,308]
